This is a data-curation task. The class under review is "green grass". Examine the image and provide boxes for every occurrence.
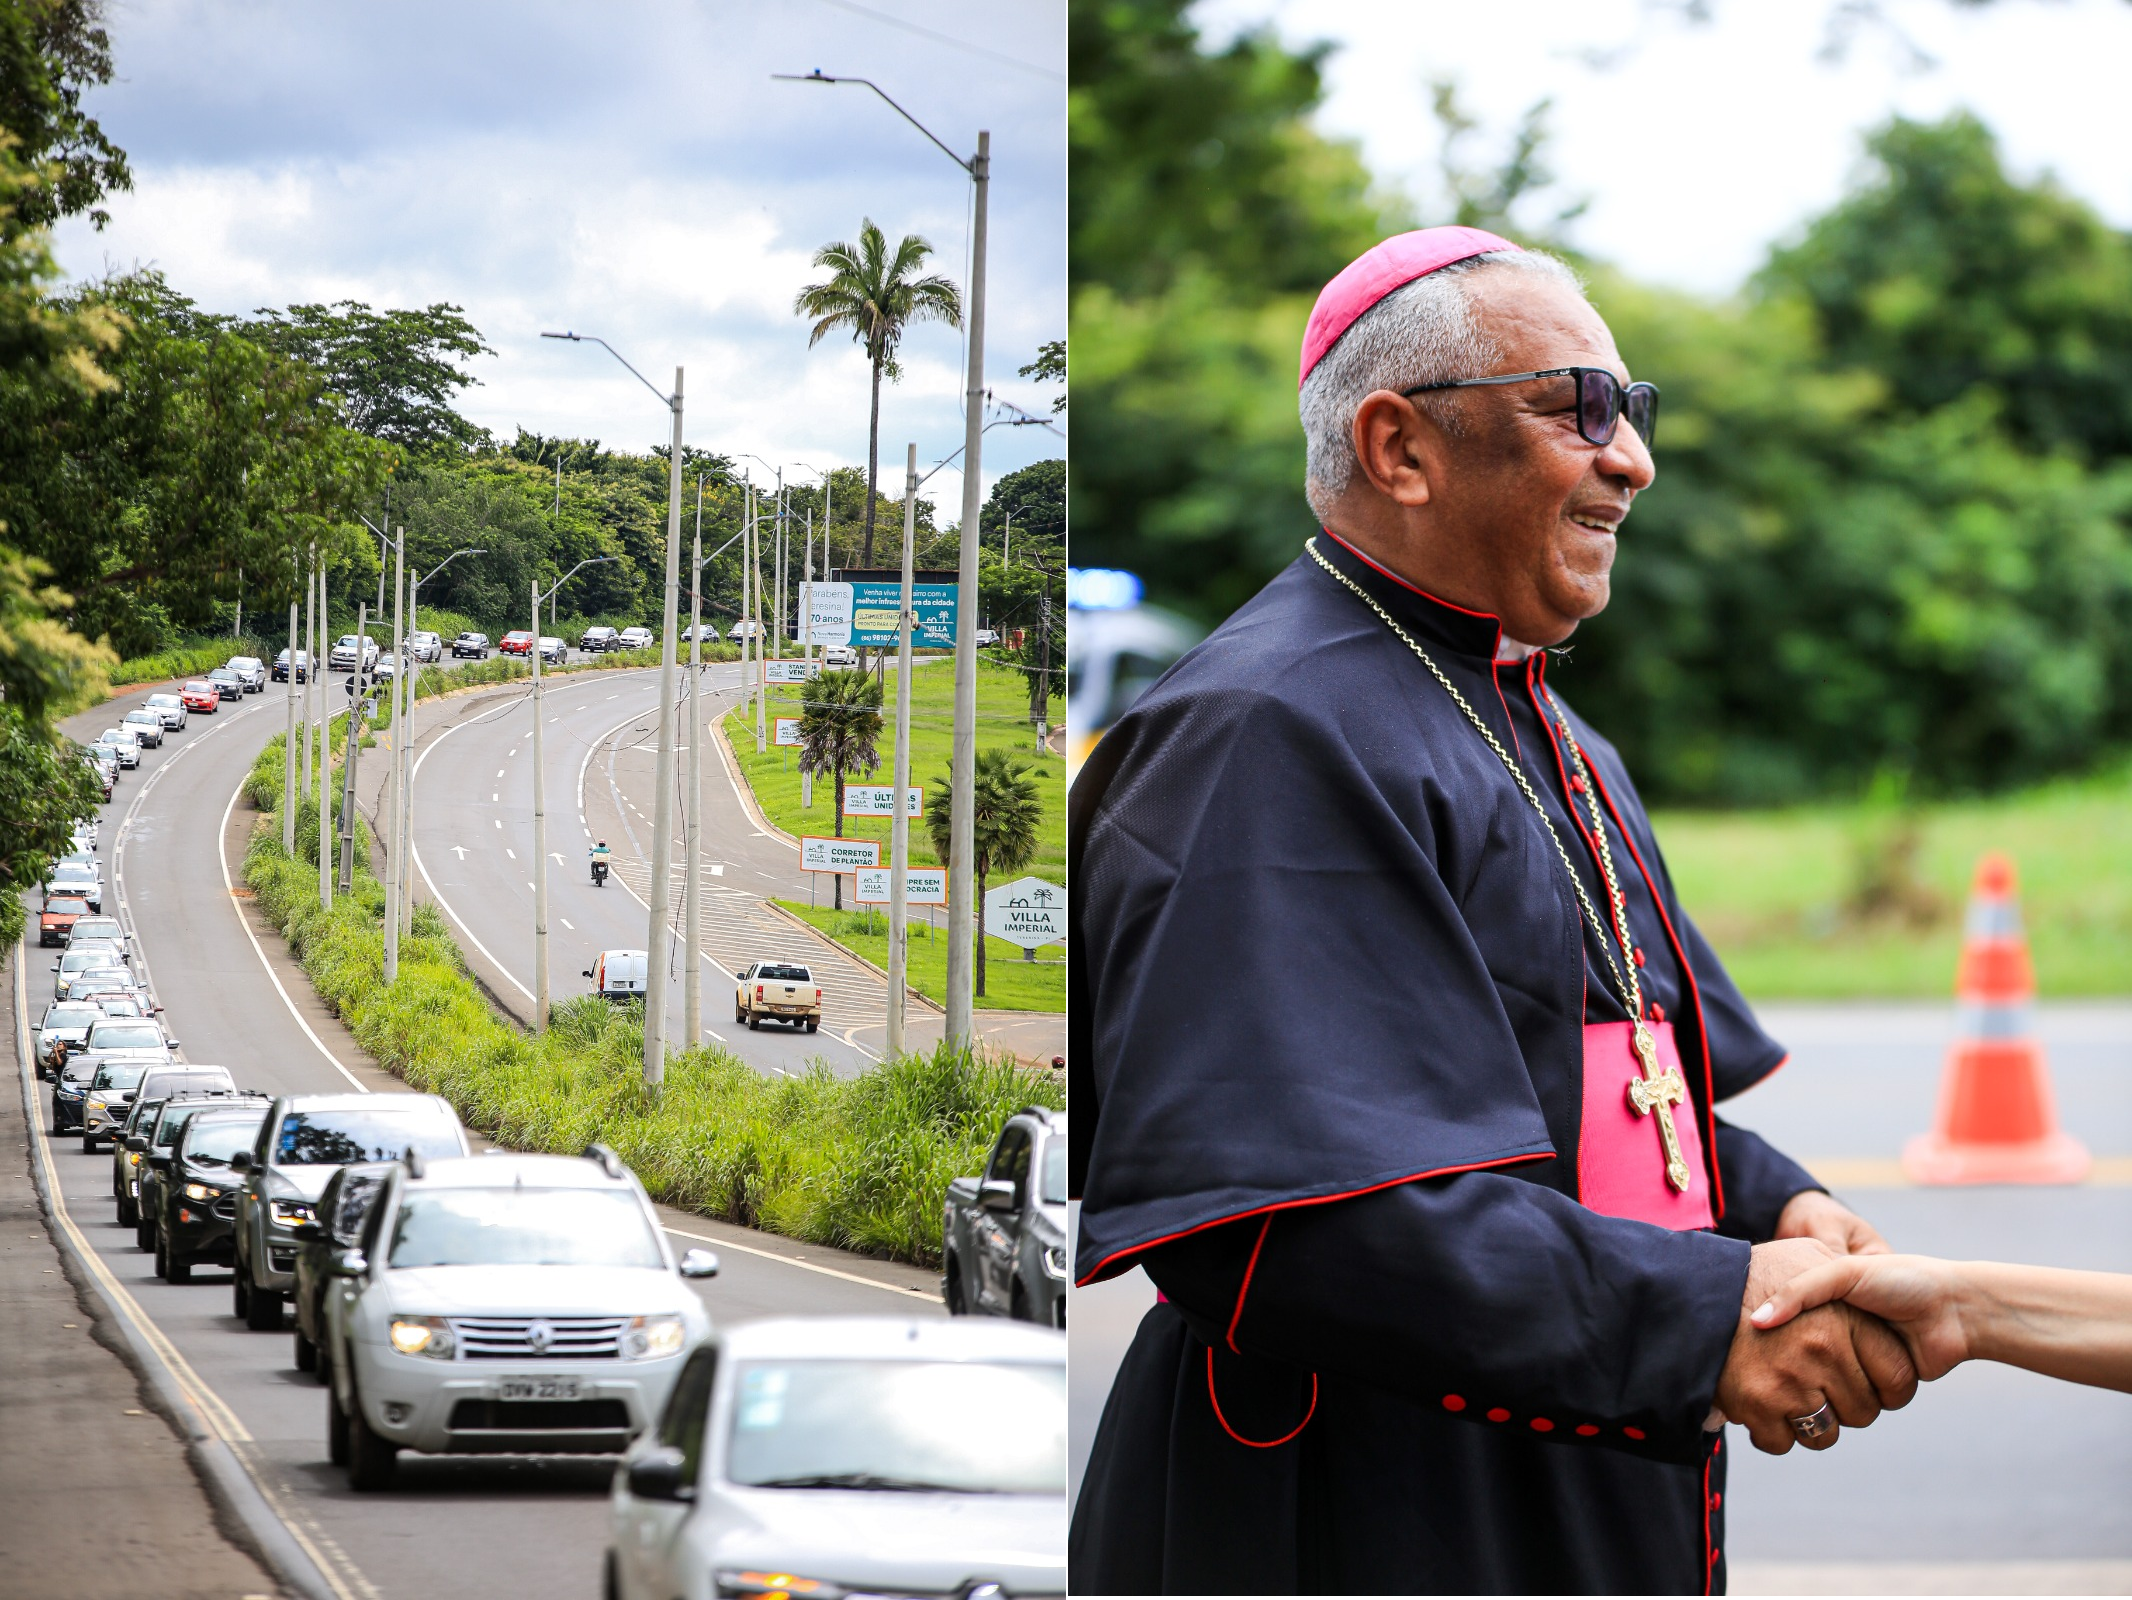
[111,635,274,687]
[238,735,1058,1266]
[723,657,1065,881]
[774,899,1065,1013]
[1654,762,2132,998]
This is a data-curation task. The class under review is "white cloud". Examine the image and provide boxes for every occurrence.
[54,0,1065,512]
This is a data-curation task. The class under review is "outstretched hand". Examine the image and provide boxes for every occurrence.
[1716,1238,1919,1455]
[1750,1254,1971,1383]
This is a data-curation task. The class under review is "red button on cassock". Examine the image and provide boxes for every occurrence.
[1631,947,1646,967]
[1530,1418,1554,1433]
[1623,1426,1646,1440]
[1486,1407,1511,1423]
[1441,1395,1466,1413]
[1575,1424,1600,1437]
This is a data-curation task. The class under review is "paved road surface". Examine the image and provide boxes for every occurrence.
[31,680,943,1600]
[1069,1002,2132,1592]
[400,664,1065,1073]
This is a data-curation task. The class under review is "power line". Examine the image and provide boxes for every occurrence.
[797,0,1064,82]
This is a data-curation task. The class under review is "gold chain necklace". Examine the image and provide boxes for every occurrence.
[1306,537,1693,1189]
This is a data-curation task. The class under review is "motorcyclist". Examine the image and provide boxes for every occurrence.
[589,840,611,886]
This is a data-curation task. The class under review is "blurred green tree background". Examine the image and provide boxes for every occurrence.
[1070,0,2132,804]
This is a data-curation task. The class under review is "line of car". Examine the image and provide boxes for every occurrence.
[28,706,1066,1597]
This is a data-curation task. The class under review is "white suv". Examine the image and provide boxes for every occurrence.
[324,1146,718,1490]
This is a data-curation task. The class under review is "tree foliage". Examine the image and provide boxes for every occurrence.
[0,0,129,230]
[249,299,494,453]
[925,747,1042,996]
[1071,0,2132,802]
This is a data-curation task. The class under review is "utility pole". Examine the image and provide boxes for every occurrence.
[337,603,366,896]
[1034,578,1053,745]
[684,475,704,1050]
[1003,508,1011,569]
[531,577,551,1028]
[773,468,785,662]
[752,486,767,754]
[400,546,482,938]
[887,443,918,1056]
[385,533,405,984]
[640,368,685,1089]
[944,129,991,1051]
[318,567,332,910]
[302,555,315,798]
[283,598,298,856]
[234,568,243,640]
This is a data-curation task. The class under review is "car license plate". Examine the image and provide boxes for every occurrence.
[499,1376,581,1401]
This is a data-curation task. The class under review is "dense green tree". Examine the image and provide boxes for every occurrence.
[249,299,494,453]
[1019,338,1066,414]
[0,0,129,231]
[925,748,1041,997]
[794,220,962,570]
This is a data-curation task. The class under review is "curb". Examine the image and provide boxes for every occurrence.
[11,940,347,1600]
[711,703,802,848]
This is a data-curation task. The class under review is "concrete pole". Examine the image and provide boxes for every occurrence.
[385,534,404,984]
[641,369,685,1090]
[302,558,315,798]
[336,604,366,896]
[752,487,767,754]
[741,486,754,725]
[887,443,918,1056]
[532,577,551,1029]
[282,599,298,856]
[944,129,991,1050]
[400,566,417,938]
[683,474,703,1051]
[318,568,332,910]
[800,505,814,811]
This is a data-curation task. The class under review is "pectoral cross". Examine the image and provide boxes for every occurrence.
[1625,1022,1693,1193]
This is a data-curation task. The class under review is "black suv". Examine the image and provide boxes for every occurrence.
[155,1104,272,1283]
[127,1091,266,1244]
[579,625,620,653]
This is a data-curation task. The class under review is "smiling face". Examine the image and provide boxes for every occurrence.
[1337,267,1657,647]
[1422,271,1655,644]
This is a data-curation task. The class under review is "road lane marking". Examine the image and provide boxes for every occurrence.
[451,845,468,859]
[657,1217,935,1301]
[505,848,516,860]
[13,942,378,1600]
[561,918,574,930]
[218,774,369,1093]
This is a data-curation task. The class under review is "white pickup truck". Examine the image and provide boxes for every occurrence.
[733,961,820,1032]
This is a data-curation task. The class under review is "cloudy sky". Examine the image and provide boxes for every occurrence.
[56,0,1065,519]
[1196,0,2132,296]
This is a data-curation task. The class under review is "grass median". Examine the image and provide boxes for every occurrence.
[774,899,1064,1013]
[239,730,1059,1267]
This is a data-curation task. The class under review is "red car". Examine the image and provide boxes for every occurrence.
[498,631,534,656]
[180,679,219,713]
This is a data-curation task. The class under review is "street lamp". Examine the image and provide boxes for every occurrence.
[398,546,484,942]
[777,68,991,1051]
[544,330,687,1090]
[533,555,619,1029]
[682,498,753,1049]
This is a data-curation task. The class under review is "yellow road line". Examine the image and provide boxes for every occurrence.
[1806,1155,2132,1189]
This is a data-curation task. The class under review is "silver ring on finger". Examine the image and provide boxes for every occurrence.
[1790,1401,1837,1441]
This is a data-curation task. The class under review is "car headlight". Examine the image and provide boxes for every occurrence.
[1043,1244,1068,1280]
[270,1200,314,1227]
[622,1314,687,1360]
[126,1151,141,1167]
[717,1575,845,1600]
[86,1098,107,1116]
[388,1317,456,1359]
[183,1182,222,1201]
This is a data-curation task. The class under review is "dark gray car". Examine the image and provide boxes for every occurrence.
[941,1107,1067,1328]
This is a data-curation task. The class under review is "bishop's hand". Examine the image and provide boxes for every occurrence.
[1775,1188,1891,1257]
[1716,1238,1920,1455]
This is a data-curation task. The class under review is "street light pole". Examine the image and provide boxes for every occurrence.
[777,69,990,1050]
[887,443,919,1055]
[399,546,483,938]
[283,595,298,856]
[544,333,687,1089]
[752,487,767,754]
[318,567,332,910]
[385,530,405,984]
[684,473,704,1051]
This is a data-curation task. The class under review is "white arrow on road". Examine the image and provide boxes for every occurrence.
[551,853,565,865]
[451,845,469,859]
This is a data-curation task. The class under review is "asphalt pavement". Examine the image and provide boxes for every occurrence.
[1067,1002,2132,1594]
[15,677,945,1600]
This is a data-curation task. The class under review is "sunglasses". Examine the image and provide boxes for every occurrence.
[1403,366,1659,450]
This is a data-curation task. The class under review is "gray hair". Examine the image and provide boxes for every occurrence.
[1300,248,1585,522]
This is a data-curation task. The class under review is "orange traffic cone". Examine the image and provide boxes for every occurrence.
[1902,854,2089,1185]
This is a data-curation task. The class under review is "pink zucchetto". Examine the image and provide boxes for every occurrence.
[1297,225,1521,389]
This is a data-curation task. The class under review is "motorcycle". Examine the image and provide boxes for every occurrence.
[591,858,609,888]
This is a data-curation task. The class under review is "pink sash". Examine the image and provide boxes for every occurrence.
[1579,1020,1713,1231]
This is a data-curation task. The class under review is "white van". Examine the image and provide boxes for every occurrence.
[584,950,648,1002]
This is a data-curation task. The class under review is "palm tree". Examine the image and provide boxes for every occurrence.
[926,748,1043,999]
[797,668,883,911]
[793,220,962,573]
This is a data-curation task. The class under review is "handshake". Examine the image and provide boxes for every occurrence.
[1717,1190,2132,1454]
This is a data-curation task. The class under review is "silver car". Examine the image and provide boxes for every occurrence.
[94,728,141,768]
[606,1317,1067,1600]
[121,708,166,748]
[143,692,188,730]
[405,630,443,663]
[226,655,267,692]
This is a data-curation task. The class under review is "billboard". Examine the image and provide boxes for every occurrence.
[854,867,947,906]
[842,784,924,818]
[822,569,960,650]
[799,835,879,874]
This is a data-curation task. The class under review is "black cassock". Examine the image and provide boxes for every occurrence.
[1069,532,1823,1595]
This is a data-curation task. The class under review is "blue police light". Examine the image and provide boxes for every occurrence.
[1066,568,1143,612]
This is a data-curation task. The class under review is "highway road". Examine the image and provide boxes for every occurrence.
[407,661,935,1076]
[29,676,945,1600]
